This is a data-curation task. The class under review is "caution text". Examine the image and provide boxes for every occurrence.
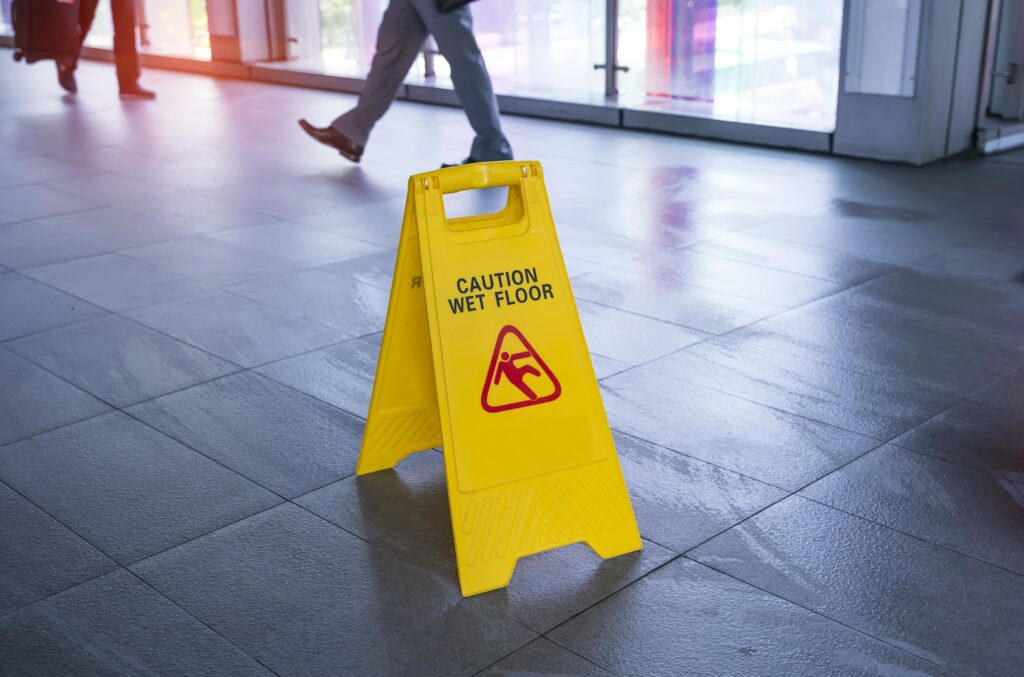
[448,267,555,314]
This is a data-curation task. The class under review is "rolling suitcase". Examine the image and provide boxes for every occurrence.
[11,0,81,67]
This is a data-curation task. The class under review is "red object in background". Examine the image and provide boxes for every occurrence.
[646,0,718,102]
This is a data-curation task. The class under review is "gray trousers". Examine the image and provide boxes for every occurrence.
[331,0,513,161]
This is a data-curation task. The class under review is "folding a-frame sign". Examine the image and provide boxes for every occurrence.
[357,161,641,596]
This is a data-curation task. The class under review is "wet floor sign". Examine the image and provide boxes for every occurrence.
[357,161,642,596]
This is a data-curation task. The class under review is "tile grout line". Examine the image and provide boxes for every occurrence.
[795,492,1024,580]
[682,556,966,677]
[282,499,542,640]
[0,472,295,677]
[531,393,981,669]
[469,637,621,677]
[122,568,287,677]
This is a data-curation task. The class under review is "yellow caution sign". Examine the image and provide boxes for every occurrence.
[358,160,641,596]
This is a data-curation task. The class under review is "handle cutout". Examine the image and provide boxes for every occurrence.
[443,186,509,222]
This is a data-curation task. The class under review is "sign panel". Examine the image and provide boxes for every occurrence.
[358,161,641,596]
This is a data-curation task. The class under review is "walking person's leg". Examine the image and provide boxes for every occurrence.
[57,0,101,93]
[300,0,427,162]
[109,0,145,95]
[411,0,512,162]
[77,0,101,55]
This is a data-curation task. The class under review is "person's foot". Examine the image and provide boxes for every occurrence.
[119,83,156,100]
[57,63,77,94]
[441,157,480,168]
[298,119,363,163]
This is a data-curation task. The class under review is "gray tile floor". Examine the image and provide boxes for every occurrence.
[1,55,1023,677]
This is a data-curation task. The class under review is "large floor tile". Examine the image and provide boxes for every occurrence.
[130,503,536,676]
[128,372,363,498]
[801,444,1024,574]
[732,292,1024,396]
[687,230,895,285]
[317,248,400,291]
[254,335,380,417]
[32,206,194,250]
[0,209,19,227]
[572,266,784,334]
[6,315,237,407]
[621,248,846,308]
[0,273,107,341]
[576,299,708,365]
[0,184,103,220]
[45,173,178,205]
[555,224,656,266]
[855,269,1024,344]
[0,348,110,446]
[0,570,273,676]
[122,236,303,287]
[650,337,959,439]
[294,197,407,247]
[125,291,343,368]
[0,482,115,615]
[122,193,277,233]
[690,496,1024,676]
[199,183,358,219]
[548,558,945,677]
[23,253,210,311]
[0,413,280,564]
[0,221,111,270]
[600,366,880,490]
[0,155,97,184]
[589,352,631,379]
[552,191,738,247]
[892,401,1024,476]
[208,221,385,268]
[295,451,676,634]
[968,367,1023,414]
[615,432,788,553]
[746,212,965,265]
[228,268,389,336]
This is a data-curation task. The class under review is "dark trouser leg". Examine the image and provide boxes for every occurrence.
[331,0,428,147]
[109,0,141,88]
[73,0,101,71]
[411,0,512,161]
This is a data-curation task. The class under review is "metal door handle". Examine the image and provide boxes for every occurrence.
[993,63,1018,85]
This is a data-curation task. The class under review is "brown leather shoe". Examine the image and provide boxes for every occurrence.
[298,119,363,163]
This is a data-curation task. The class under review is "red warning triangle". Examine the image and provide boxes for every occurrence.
[481,325,561,413]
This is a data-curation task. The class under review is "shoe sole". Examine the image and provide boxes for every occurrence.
[337,148,361,163]
[119,94,156,100]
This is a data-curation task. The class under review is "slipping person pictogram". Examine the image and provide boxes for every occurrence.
[481,325,560,413]
[494,350,541,401]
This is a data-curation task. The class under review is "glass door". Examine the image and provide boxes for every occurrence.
[431,0,606,102]
[615,0,844,131]
[990,0,1024,120]
[86,0,210,59]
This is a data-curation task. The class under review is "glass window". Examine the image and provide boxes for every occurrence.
[85,0,211,60]
[316,0,386,73]
[843,0,920,97]
[618,0,844,131]
[428,0,606,102]
[0,0,11,35]
[289,0,605,101]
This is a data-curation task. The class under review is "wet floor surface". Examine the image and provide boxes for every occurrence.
[1,55,1023,676]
